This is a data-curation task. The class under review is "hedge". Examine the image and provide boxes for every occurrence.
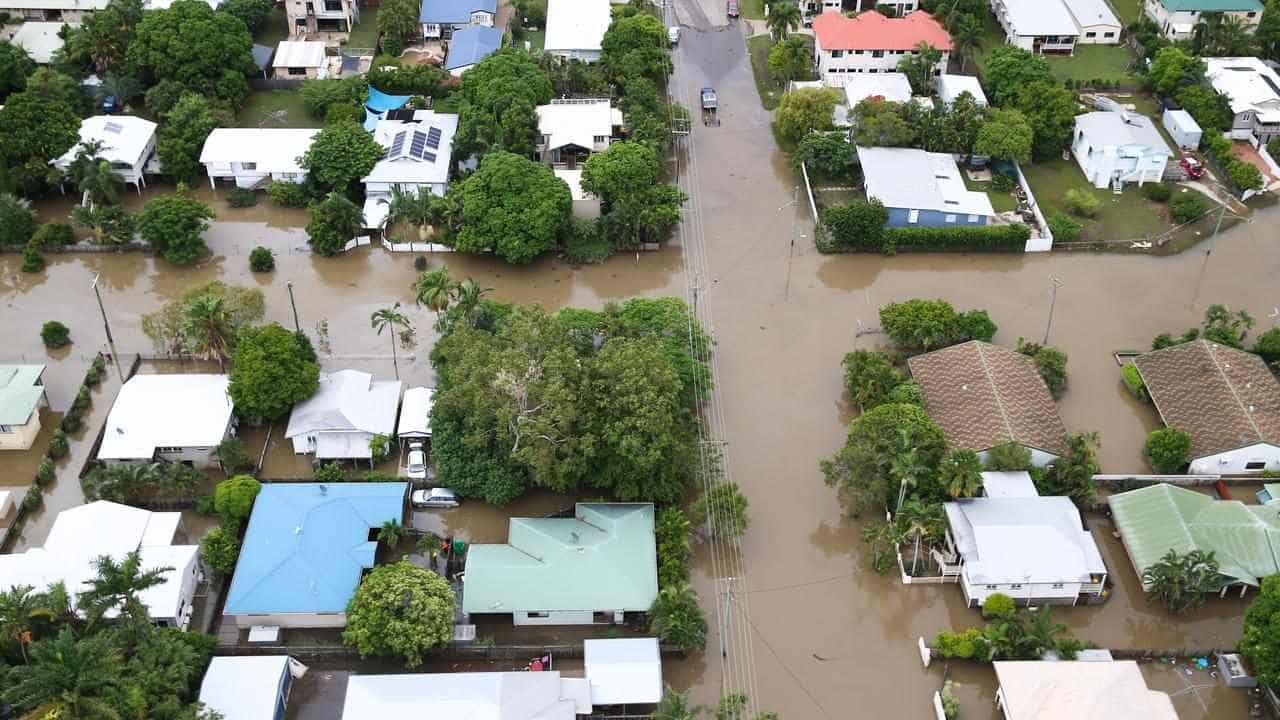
[820,201,1030,253]
[1121,362,1149,402]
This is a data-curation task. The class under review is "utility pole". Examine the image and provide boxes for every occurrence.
[91,273,114,345]
[1043,276,1063,345]
[286,280,301,333]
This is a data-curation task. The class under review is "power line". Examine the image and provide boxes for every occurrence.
[738,602,834,720]
[744,572,857,595]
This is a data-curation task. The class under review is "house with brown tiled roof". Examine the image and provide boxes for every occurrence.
[908,341,1068,466]
[1133,339,1280,474]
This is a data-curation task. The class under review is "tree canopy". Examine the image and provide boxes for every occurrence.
[377,0,421,56]
[820,402,948,515]
[126,0,254,93]
[774,87,840,142]
[213,474,261,524]
[878,298,997,353]
[1015,81,1077,160]
[157,93,227,182]
[453,49,554,159]
[1241,574,1280,687]
[301,120,384,195]
[451,151,572,264]
[983,45,1053,105]
[141,281,265,354]
[973,108,1033,163]
[136,188,216,264]
[896,42,943,95]
[228,322,321,423]
[0,91,80,193]
[582,141,685,248]
[306,192,365,257]
[342,561,455,667]
[0,41,34,101]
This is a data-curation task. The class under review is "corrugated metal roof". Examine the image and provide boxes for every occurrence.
[0,364,44,426]
[444,25,502,70]
[418,0,497,24]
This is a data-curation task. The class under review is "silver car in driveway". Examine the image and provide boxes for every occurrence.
[411,488,459,508]
[406,441,427,481]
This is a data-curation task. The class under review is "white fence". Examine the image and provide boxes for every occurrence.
[380,238,455,253]
[342,236,373,252]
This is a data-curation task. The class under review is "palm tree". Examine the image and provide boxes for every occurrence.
[939,449,983,498]
[371,303,412,380]
[412,265,458,318]
[82,462,164,503]
[766,1,802,42]
[182,294,233,368]
[96,74,142,110]
[949,13,982,72]
[1195,12,1254,56]
[1018,606,1069,659]
[377,519,406,546]
[1142,548,1222,614]
[77,550,172,630]
[454,277,493,319]
[0,585,55,663]
[387,186,437,242]
[890,430,930,513]
[68,141,124,207]
[5,629,125,719]
[653,687,704,720]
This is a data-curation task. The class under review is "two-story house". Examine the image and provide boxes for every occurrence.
[534,99,624,166]
[1205,56,1280,148]
[1143,0,1263,40]
[419,0,496,39]
[286,0,359,42]
[990,0,1078,54]
[812,10,951,86]
[53,115,158,193]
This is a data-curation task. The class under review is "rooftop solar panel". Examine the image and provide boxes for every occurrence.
[388,131,407,157]
[409,131,427,159]
[425,126,442,149]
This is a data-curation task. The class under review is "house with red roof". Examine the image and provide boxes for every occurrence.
[812,10,951,87]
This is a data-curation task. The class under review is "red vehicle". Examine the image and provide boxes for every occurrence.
[727,0,739,17]
[1180,155,1205,180]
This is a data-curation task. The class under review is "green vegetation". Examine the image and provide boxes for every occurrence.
[842,350,906,412]
[236,90,322,128]
[141,281,265,357]
[228,322,321,423]
[40,321,70,348]
[1145,428,1191,474]
[1022,159,1168,242]
[214,474,262,524]
[249,246,275,272]
[136,188,216,264]
[342,561,455,667]
[1142,549,1222,614]
[689,481,751,541]
[1016,338,1068,398]
[200,525,241,576]
[1121,362,1149,401]
[648,584,707,652]
[1241,575,1280,687]
[878,298,998,354]
[655,507,693,588]
[1045,45,1139,85]
[934,597,1086,661]
[347,6,381,48]
[82,462,202,503]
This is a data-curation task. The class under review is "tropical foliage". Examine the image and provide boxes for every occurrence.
[1142,549,1222,614]
[342,561,456,667]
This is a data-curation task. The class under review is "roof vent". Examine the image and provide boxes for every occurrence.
[115,427,124,434]
[318,483,327,495]
[294,524,303,535]
[570,531,580,544]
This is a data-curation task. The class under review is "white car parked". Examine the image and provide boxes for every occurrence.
[411,488,459,508]
[406,441,427,481]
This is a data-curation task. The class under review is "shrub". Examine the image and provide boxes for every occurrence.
[985,441,1032,471]
[33,222,74,248]
[886,381,923,406]
[60,413,83,434]
[941,680,960,720]
[1046,212,1081,243]
[268,180,309,208]
[369,434,391,463]
[314,462,348,482]
[227,187,259,208]
[1170,191,1207,223]
[40,321,70,348]
[879,224,1029,254]
[934,627,984,659]
[22,485,43,512]
[21,245,45,273]
[563,217,612,264]
[822,199,886,250]
[1227,159,1264,192]
[48,429,69,459]
[1121,363,1148,401]
[36,458,54,487]
[990,173,1015,192]
[414,255,428,271]
[1254,326,1280,365]
[1268,137,1280,159]
[655,507,692,588]
[1063,188,1100,218]
[689,481,750,541]
[214,474,262,524]
[200,525,241,576]
[324,103,364,126]
[1017,339,1068,399]
[248,246,275,272]
[648,584,707,652]
[1142,182,1172,202]
[981,592,1017,619]
[1145,427,1191,474]
[71,386,91,413]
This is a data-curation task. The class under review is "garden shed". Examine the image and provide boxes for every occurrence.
[1162,108,1202,151]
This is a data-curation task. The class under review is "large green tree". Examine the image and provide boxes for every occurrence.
[983,45,1053,105]
[3,629,125,718]
[453,49,554,159]
[342,561,455,667]
[600,13,671,84]
[213,474,262,525]
[1147,46,1204,97]
[974,107,1033,162]
[1015,81,1077,160]
[766,1,802,41]
[306,192,365,257]
[852,99,916,147]
[878,298,997,353]
[301,121,384,195]
[126,0,254,93]
[141,281,265,354]
[648,584,707,652]
[774,87,840,142]
[136,189,216,264]
[219,0,275,34]
[228,322,321,423]
[820,403,947,515]
[768,34,811,84]
[0,41,34,101]
[1241,574,1280,686]
[377,0,421,56]
[582,141,685,247]
[452,151,571,264]
[896,42,943,95]
[842,350,904,412]
[60,0,144,75]
[0,91,80,193]
[157,93,226,182]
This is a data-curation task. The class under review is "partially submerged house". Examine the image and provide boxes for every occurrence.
[272,40,327,78]
[198,656,306,720]
[0,0,106,23]
[994,661,1179,719]
[0,501,200,629]
[908,341,1069,466]
[285,370,402,463]
[1204,56,1280,148]
[1109,482,1280,593]
[583,638,663,707]
[1133,339,1280,474]
[11,21,72,63]
[418,0,496,39]
[1071,110,1172,190]
[535,99,623,166]
[812,10,951,86]
[544,0,611,62]
[223,482,408,628]
[936,73,988,107]
[342,671,592,718]
[0,364,47,451]
[199,128,319,189]
[857,146,997,227]
[463,503,658,625]
[1145,0,1263,41]
[97,374,235,468]
[443,24,502,75]
[53,115,158,192]
[361,109,459,229]
[989,0,1079,54]
[941,471,1107,607]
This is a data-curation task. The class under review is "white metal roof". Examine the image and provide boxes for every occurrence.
[200,128,320,174]
[545,0,611,54]
[362,111,459,188]
[936,74,987,107]
[341,672,591,718]
[1061,0,1120,29]
[1000,0,1079,37]
[397,386,434,437]
[981,471,1039,498]
[97,374,233,461]
[54,115,158,170]
[840,72,913,106]
[199,656,295,720]
[1205,56,1280,124]
[0,490,14,518]
[1164,108,1201,134]
[273,40,326,69]
[582,638,662,706]
[144,0,223,8]
[535,100,623,152]
[0,0,107,10]
[1074,111,1172,156]
[11,22,74,64]
[994,661,1179,720]
[285,370,402,439]
[856,146,996,218]
[944,496,1107,585]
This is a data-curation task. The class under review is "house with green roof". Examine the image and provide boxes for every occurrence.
[1108,483,1280,596]
[1143,0,1263,41]
[462,503,658,626]
[0,365,47,451]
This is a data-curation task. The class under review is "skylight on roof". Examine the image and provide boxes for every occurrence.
[104,121,124,134]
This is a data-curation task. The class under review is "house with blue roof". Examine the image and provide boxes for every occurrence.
[445,25,503,76]
[223,482,407,629]
[419,0,496,39]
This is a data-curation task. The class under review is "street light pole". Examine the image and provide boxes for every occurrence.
[91,273,114,345]
[1043,276,1063,345]
[286,280,301,333]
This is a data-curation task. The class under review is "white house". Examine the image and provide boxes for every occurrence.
[1162,107,1203,149]
[0,501,201,629]
[285,370,401,462]
[53,115,158,192]
[342,672,593,718]
[0,364,47,451]
[199,128,320,189]
[1144,0,1263,41]
[1205,56,1280,148]
[272,40,327,78]
[544,0,610,62]
[812,10,952,85]
[936,74,988,107]
[582,638,663,707]
[1062,0,1122,44]
[990,0,1079,54]
[800,0,844,26]
[0,0,107,22]
[11,21,73,63]
[1071,110,1173,190]
[361,110,459,229]
[198,656,306,720]
[1134,339,1280,474]
[98,374,235,468]
[418,0,496,39]
[285,0,358,41]
[994,661,1179,720]
[941,472,1108,607]
[842,72,914,106]
[535,99,623,166]
[396,386,433,441]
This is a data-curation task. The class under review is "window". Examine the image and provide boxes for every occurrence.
[1248,11,1257,17]
[907,209,919,224]
[593,135,608,144]
[872,50,884,58]
[288,67,306,75]
[0,425,10,433]
[968,214,978,222]
[855,50,864,55]
[1010,583,1023,589]
[986,585,998,590]
[242,162,257,171]
[527,611,550,618]
[324,0,341,11]
[945,214,956,223]
[1104,31,1115,37]
[831,49,843,58]
[1085,31,1096,38]
[868,68,878,73]
[1051,583,1064,589]
[1246,461,1267,470]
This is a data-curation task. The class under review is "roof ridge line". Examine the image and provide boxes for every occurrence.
[1206,342,1265,443]
[975,343,1017,444]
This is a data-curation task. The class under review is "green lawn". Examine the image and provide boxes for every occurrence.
[255,7,290,46]
[741,0,765,20]
[1111,0,1143,25]
[1022,158,1169,241]
[236,91,321,129]
[747,34,815,110]
[347,7,379,50]
[962,171,1018,212]
[1045,45,1140,84]
[523,29,545,52]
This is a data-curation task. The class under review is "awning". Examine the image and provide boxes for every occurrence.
[316,432,373,459]
[583,638,662,705]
